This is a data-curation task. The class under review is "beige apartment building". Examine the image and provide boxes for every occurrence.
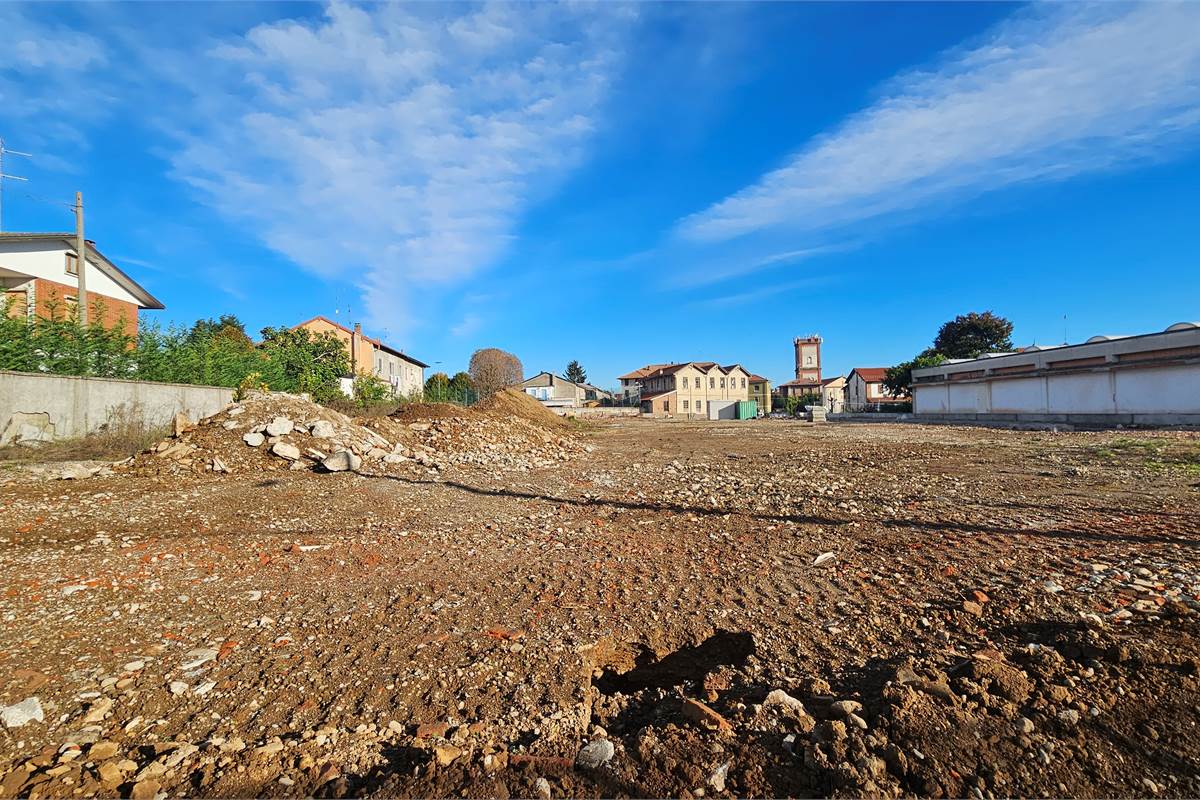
[294,316,428,397]
[636,361,752,416]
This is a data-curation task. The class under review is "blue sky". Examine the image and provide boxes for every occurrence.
[2,2,1199,388]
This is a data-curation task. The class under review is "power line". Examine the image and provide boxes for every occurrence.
[0,138,32,233]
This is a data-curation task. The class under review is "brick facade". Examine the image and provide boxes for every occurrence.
[5,277,138,335]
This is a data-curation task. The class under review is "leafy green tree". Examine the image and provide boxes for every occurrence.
[424,372,450,398]
[885,312,1011,397]
[884,350,947,398]
[352,372,393,406]
[933,311,1014,360]
[797,391,821,407]
[0,296,38,372]
[133,316,263,388]
[449,372,473,393]
[565,360,587,384]
[258,326,349,401]
[188,315,253,347]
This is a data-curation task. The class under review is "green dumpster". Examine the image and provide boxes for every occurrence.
[736,400,758,419]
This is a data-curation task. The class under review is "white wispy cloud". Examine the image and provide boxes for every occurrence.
[165,2,634,334]
[677,3,1200,244]
[667,244,853,289]
[692,276,836,309]
[0,6,115,147]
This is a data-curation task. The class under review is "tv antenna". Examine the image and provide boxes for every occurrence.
[0,138,31,233]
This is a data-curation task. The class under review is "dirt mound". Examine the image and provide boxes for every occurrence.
[478,388,569,430]
[366,407,587,472]
[119,390,586,477]
[390,403,474,423]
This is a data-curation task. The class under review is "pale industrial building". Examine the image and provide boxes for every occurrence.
[911,322,1200,426]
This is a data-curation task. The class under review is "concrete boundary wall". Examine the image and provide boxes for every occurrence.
[829,412,911,423]
[0,370,233,445]
[549,406,639,418]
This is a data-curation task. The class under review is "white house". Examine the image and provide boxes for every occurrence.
[519,372,612,408]
[845,368,902,411]
[1,233,163,331]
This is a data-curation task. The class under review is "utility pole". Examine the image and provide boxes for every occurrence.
[75,192,89,326]
[0,139,31,232]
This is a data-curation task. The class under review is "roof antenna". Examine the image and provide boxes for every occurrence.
[1063,314,1068,345]
[0,138,32,233]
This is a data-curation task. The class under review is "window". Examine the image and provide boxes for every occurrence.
[65,253,79,276]
[806,356,813,365]
[682,377,688,388]
[741,378,746,388]
[709,377,715,389]
[682,400,689,410]
[720,377,725,388]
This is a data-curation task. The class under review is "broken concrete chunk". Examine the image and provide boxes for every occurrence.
[764,688,808,716]
[180,648,218,670]
[265,416,295,437]
[59,463,98,480]
[321,450,362,472]
[1,697,44,728]
[829,699,863,718]
[575,738,615,769]
[310,420,336,439]
[271,442,301,461]
[173,412,192,437]
[81,697,113,725]
[243,431,265,447]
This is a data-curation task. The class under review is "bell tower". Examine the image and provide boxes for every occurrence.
[793,335,822,383]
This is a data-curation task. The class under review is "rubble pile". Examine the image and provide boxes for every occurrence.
[368,414,587,471]
[119,392,395,476]
[120,389,584,477]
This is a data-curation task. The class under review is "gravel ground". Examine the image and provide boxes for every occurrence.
[0,418,1197,799]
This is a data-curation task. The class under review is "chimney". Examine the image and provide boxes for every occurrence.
[351,323,361,374]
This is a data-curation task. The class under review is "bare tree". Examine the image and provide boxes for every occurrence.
[468,348,523,397]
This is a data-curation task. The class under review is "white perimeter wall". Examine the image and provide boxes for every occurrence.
[0,370,233,444]
[914,364,1200,415]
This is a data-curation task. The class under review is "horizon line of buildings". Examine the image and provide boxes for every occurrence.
[616,336,905,416]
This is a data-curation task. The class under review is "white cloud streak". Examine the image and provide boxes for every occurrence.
[678,3,1200,243]
[692,276,836,309]
[167,2,633,334]
[0,6,115,147]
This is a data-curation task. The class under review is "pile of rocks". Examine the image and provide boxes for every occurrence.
[120,390,585,477]
[121,392,399,476]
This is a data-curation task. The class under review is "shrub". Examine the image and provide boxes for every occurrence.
[352,373,393,406]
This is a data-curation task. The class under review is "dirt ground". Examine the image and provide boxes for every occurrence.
[1,417,1198,799]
